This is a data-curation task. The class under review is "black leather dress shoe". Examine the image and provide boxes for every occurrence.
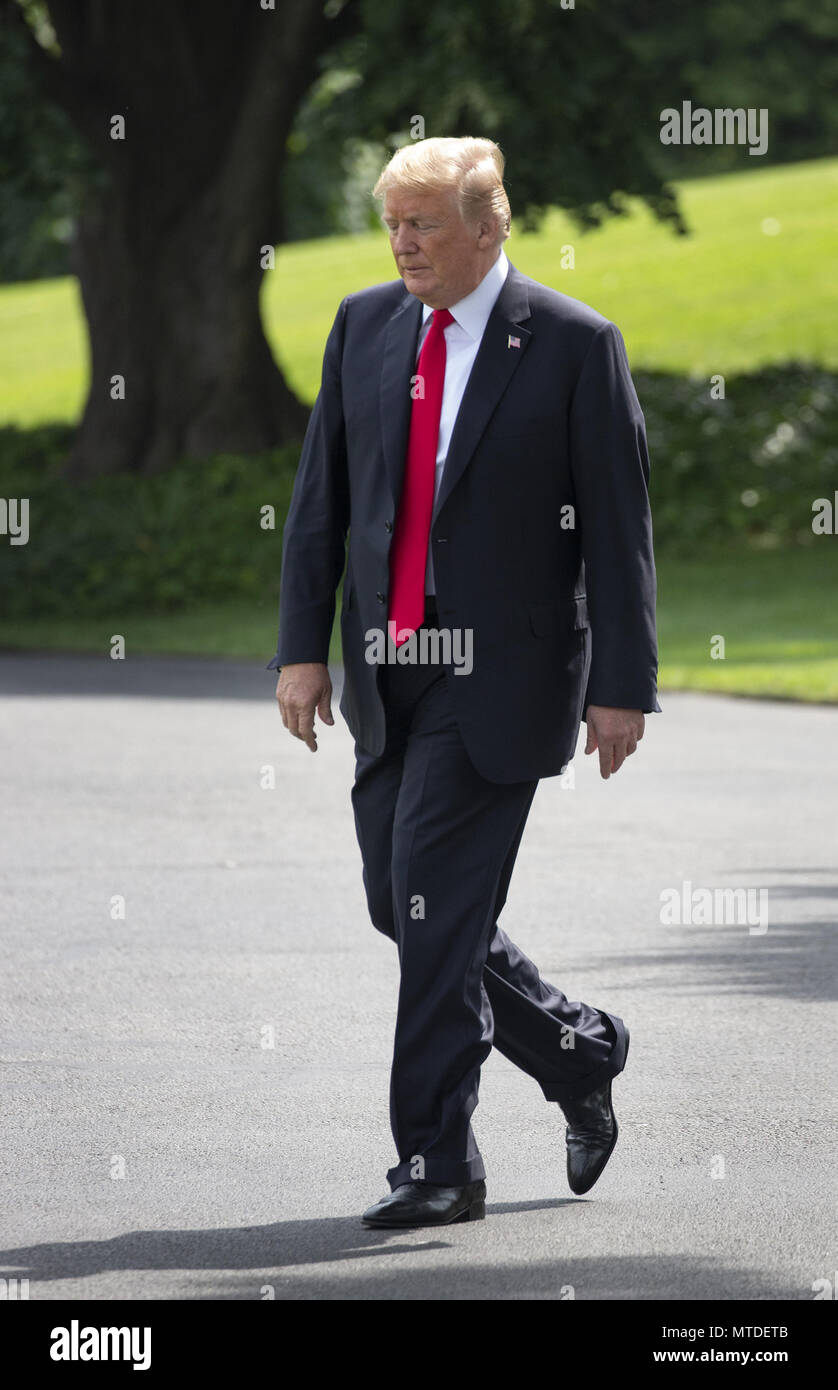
[361,1179,486,1228]
[559,1028,629,1195]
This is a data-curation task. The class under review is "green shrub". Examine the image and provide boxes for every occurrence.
[1,363,836,619]
[0,435,298,618]
[639,365,838,554]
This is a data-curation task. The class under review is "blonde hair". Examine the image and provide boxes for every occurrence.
[373,136,511,244]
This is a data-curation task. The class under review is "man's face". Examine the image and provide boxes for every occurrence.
[382,185,495,308]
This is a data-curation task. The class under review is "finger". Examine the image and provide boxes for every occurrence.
[598,740,612,779]
[285,701,313,748]
[585,726,598,755]
[296,707,318,752]
[611,738,629,774]
[626,739,638,757]
[317,691,334,726]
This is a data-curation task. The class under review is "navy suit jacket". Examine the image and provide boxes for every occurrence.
[267,260,661,783]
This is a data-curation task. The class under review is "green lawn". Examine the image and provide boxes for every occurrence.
[0,157,836,426]
[656,545,838,702]
[3,546,835,703]
[265,157,838,400]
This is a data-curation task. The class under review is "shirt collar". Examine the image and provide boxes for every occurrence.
[421,247,509,339]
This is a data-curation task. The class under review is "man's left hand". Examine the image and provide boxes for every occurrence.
[584,706,645,780]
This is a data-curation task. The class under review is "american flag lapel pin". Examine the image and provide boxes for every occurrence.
[508,334,521,349]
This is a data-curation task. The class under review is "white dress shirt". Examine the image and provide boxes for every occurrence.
[415,247,509,595]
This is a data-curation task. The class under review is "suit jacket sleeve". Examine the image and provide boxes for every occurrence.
[569,320,661,716]
[266,298,350,671]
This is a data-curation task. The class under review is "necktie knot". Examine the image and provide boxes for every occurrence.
[431,308,454,331]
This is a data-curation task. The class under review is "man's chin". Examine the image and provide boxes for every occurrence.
[402,270,440,303]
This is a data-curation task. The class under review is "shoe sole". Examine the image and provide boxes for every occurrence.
[567,1024,630,1196]
[362,1198,486,1229]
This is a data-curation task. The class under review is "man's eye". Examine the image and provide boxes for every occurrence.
[384,220,434,233]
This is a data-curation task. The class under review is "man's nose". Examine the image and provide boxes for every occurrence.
[392,224,417,254]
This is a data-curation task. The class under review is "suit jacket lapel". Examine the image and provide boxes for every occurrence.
[433,264,532,522]
[379,290,423,513]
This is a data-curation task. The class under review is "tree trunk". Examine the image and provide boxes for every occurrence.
[19,0,335,475]
[67,166,310,476]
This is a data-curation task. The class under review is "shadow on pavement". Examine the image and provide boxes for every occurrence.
[0,1212,796,1300]
[587,909,837,1003]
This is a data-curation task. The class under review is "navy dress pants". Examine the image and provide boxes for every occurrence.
[350,602,629,1191]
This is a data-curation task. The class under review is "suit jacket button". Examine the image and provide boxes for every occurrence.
[376,591,386,603]
[384,520,393,532]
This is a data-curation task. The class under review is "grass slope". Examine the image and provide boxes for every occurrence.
[0,158,836,426]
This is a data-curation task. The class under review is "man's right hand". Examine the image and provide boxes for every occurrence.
[276,663,334,752]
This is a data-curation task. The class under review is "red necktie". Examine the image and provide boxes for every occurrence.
[388,307,454,645]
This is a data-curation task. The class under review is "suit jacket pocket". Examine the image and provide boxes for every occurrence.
[528,596,589,636]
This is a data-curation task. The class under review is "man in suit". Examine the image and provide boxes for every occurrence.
[268,136,660,1228]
